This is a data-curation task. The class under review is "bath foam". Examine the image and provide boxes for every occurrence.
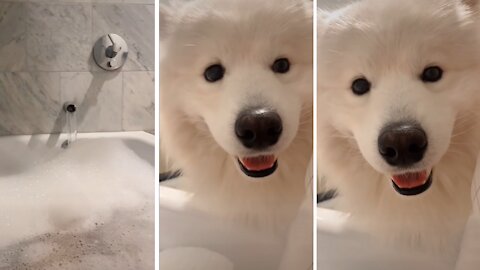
[1,201,154,269]
[0,137,154,251]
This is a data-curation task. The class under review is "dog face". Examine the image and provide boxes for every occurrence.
[161,0,312,179]
[319,0,480,195]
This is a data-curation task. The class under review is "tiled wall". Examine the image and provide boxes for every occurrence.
[0,0,154,135]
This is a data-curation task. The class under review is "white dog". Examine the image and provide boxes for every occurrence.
[160,0,313,231]
[318,0,480,249]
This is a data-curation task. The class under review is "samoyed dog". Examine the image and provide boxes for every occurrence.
[318,0,480,248]
[160,0,313,230]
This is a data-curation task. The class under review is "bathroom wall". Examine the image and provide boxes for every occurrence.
[317,0,359,11]
[0,0,154,135]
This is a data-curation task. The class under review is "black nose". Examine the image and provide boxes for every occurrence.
[235,108,282,149]
[378,122,428,167]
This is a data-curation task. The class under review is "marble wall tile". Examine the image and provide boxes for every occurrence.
[122,71,154,131]
[121,0,154,3]
[92,4,154,71]
[0,3,26,71]
[0,0,94,2]
[60,71,123,132]
[26,3,92,71]
[0,72,61,135]
[0,1,154,3]
[0,1,154,136]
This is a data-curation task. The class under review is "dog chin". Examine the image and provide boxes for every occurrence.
[235,154,279,179]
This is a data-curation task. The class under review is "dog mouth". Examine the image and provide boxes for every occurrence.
[237,155,278,178]
[391,169,433,196]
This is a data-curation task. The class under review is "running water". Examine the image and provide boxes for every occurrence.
[63,103,78,148]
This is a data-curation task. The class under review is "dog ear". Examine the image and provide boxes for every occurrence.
[160,3,174,40]
[317,9,327,35]
[303,0,314,16]
[462,0,479,9]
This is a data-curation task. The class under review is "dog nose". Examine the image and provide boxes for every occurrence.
[235,108,282,149]
[377,122,428,167]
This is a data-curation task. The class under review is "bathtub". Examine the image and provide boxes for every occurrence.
[159,179,313,270]
[316,204,459,270]
[0,131,154,270]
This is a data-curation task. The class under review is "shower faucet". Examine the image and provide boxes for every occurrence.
[105,34,121,58]
[93,33,129,71]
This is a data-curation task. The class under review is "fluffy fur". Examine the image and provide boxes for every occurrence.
[318,0,480,249]
[160,0,313,231]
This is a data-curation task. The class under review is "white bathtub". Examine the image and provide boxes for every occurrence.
[159,179,315,270]
[159,182,285,270]
[0,131,154,269]
[316,204,458,270]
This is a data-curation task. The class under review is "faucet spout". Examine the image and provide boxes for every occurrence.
[62,102,78,149]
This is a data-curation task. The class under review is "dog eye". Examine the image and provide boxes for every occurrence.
[421,66,443,82]
[351,77,371,95]
[204,64,225,82]
[271,58,290,73]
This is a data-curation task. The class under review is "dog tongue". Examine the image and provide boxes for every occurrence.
[391,171,428,189]
[240,155,276,171]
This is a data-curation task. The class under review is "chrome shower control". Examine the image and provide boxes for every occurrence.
[93,33,128,71]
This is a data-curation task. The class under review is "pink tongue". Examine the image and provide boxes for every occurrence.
[240,155,276,171]
[391,171,428,189]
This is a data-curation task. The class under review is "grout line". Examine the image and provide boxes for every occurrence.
[90,0,94,73]
[121,71,125,131]
[24,2,30,72]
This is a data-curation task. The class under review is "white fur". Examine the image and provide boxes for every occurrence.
[160,0,313,232]
[318,0,480,250]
